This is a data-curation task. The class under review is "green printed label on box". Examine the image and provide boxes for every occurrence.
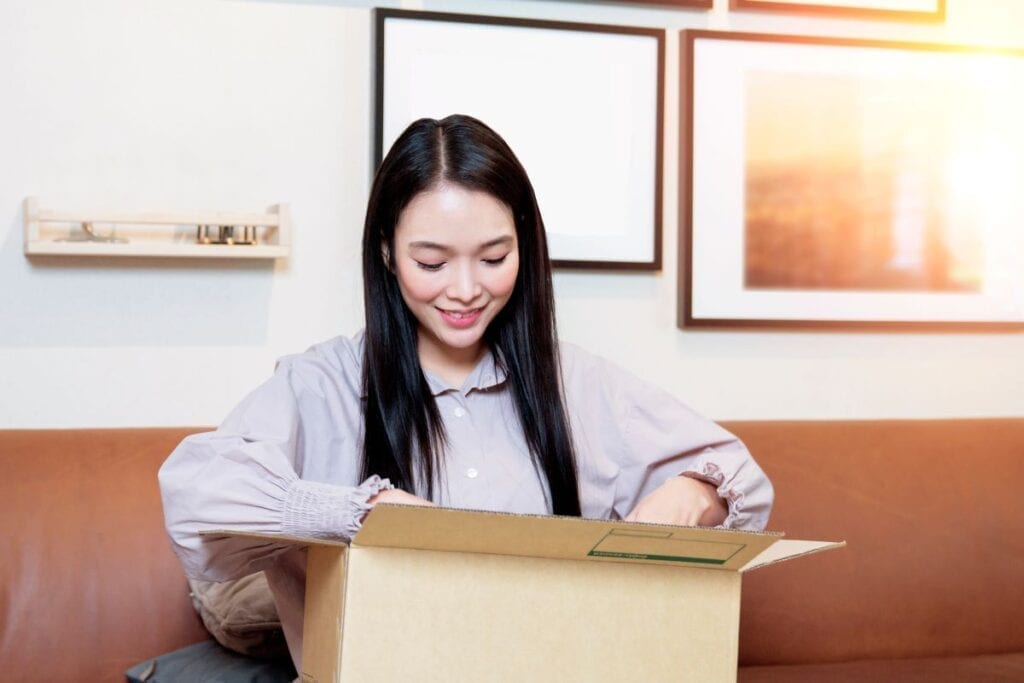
[587,529,745,565]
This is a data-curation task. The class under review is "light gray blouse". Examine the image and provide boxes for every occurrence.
[159,332,773,668]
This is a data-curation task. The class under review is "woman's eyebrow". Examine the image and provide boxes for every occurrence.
[408,240,449,252]
[407,235,514,251]
[479,235,514,249]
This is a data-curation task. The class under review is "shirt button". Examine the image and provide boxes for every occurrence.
[466,468,479,479]
[453,407,466,418]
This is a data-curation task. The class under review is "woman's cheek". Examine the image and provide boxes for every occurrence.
[494,258,520,296]
[396,263,442,303]
[409,276,440,302]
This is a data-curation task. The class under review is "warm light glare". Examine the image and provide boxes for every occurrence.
[743,53,1024,296]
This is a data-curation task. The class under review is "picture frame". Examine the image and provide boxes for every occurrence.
[680,30,1024,331]
[608,0,711,7]
[375,9,665,270]
[729,0,945,22]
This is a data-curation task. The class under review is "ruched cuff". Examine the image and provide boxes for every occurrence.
[281,474,394,542]
[680,461,749,531]
[677,451,773,531]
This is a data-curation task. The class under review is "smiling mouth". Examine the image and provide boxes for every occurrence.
[437,306,484,328]
[438,307,483,319]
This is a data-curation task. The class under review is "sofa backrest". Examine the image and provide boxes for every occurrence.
[3,419,1021,679]
[726,418,1024,666]
[0,428,209,682]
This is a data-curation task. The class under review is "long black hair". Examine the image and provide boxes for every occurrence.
[360,114,581,516]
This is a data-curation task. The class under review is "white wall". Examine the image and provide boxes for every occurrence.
[1,0,1021,428]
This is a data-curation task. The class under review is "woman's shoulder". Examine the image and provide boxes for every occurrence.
[274,330,366,396]
[557,340,666,404]
[558,340,625,374]
[557,340,628,390]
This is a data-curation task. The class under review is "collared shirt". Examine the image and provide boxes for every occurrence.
[159,331,773,668]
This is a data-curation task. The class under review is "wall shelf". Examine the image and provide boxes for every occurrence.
[23,197,291,259]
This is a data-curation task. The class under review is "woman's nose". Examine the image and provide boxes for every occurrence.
[446,263,482,303]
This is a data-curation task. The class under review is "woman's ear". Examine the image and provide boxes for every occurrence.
[381,243,393,272]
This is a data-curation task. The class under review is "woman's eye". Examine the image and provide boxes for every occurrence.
[483,255,508,266]
[416,261,444,272]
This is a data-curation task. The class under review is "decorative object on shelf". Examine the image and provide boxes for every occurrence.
[196,224,258,246]
[23,198,291,259]
[375,9,665,271]
[59,220,128,244]
[729,0,944,22]
[680,30,1024,331]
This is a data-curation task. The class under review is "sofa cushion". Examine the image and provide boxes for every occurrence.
[739,652,1024,682]
[125,639,295,683]
[0,428,211,683]
[726,418,1024,666]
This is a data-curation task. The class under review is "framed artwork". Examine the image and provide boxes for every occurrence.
[729,0,945,22]
[375,9,665,270]
[611,0,711,6]
[681,30,1024,331]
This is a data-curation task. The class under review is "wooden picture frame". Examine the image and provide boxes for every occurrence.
[610,0,711,7]
[375,9,665,270]
[730,0,945,23]
[680,30,1024,331]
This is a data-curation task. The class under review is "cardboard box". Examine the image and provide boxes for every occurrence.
[213,505,843,682]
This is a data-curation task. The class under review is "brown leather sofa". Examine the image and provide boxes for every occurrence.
[2,419,1022,682]
[732,418,1024,682]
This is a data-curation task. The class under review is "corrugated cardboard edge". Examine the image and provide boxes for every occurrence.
[201,509,841,576]
[353,504,785,572]
[740,539,847,572]
[361,503,786,538]
[199,529,348,548]
[301,544,347,683]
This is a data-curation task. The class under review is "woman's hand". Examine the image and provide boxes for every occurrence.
[367,488,436,507]
[361,488,434,523]
[624,476,728,527]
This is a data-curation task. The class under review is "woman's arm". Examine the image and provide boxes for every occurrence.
[613,370,773,530]
[563,345,773,531]
[158,353,394,582]
[624,475,728,526]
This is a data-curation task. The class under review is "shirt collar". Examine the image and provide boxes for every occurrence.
[423,346,508,397]
[356,334,508,398]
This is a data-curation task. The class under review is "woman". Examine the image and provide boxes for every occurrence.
[159,114,773,669]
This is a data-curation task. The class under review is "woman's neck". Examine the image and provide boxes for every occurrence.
[417,336,485,389]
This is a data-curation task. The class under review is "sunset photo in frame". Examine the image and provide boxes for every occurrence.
[729,0,944,22]
[376,9,665,270]
[681,31,1024,331]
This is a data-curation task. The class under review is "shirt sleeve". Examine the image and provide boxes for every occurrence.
[586,353,774,531]
[158,357,392,582]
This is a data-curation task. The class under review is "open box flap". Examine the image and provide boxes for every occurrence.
[740,538,846,572]
[200,529,348,548]
[352,504,781,571]
[203,507,838,573]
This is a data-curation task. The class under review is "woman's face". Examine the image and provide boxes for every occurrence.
[392,183,520,370]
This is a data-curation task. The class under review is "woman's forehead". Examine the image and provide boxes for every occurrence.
[396,184,515,244]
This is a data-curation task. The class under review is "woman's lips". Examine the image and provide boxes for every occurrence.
[438,307,483,329]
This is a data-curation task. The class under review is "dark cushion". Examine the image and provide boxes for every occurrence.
[738,652,1024,682]
[125,640,295,683]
